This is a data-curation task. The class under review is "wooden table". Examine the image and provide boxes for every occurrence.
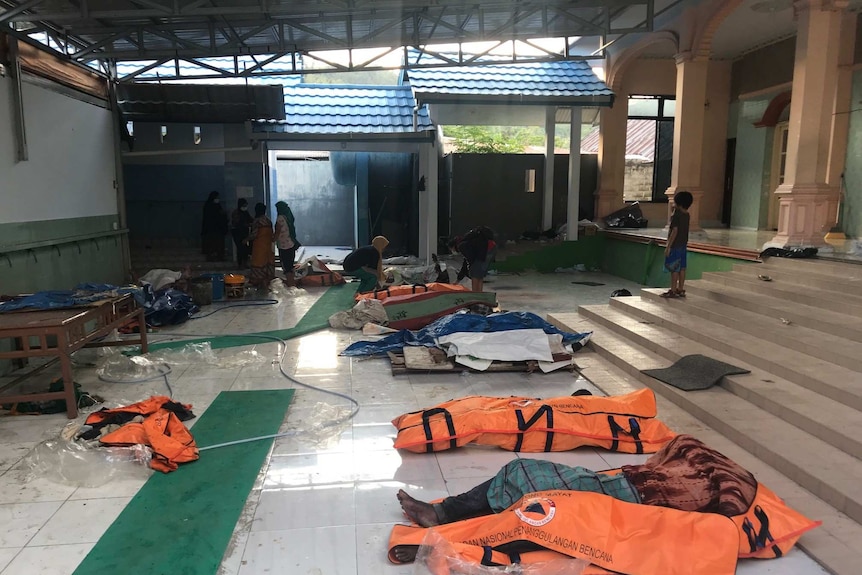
[0,294,148,418]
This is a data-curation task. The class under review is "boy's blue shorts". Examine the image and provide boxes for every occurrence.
[664,247,687,273]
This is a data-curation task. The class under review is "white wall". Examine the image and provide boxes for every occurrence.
[0,74,117,224]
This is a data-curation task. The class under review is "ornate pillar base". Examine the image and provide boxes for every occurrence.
[765,184,840,249]
[664,187,705,233]
[594,188,624,221]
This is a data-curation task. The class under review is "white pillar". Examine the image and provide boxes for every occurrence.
[566,107,582,241]
[543,107,556,230]
[418,146,429,260]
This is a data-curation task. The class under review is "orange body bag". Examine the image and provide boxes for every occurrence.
[389,489,741,575]
[354,282,468,302]
[392,389,675,454]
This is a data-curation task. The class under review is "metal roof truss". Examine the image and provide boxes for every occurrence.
[0,0,653,80]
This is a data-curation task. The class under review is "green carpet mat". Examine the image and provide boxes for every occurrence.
[72,389,295,575]
[149,282,358,352]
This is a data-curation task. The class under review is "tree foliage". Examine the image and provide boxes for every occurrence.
[444,125,545,153]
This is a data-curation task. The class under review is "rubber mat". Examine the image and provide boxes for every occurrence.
[72,389,295,575]
[641,354,750,391]
[149,282,358,352]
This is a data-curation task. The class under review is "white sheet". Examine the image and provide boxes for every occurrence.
[436,329,555,362]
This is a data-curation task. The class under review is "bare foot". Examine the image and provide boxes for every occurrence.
[392,545,419,563]
[396,489,440,527]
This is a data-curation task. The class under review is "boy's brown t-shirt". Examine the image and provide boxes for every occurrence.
[669,209,690,248]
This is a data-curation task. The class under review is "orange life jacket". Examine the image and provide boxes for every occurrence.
[355,282,468,302]
[86,396,199,473]
[391,389,675,454]
[388,489,741,575]
[388,483,820,574]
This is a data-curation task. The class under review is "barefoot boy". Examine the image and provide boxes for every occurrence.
[661,191,693,298]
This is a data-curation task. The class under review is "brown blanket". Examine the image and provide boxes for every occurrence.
[622,434,758,516]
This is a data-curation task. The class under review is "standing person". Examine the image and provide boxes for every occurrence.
[449,226,496,292]
[201,191,228,261]
[342,236,389,293]
[274,201,300,287]
[230,198,253,268]
[244,203,276,289]
[661,191,693,298]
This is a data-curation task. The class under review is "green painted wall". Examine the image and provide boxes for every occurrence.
[0,215,125,294]
[493,235,605,273]
[493,234,749,287]
[842,70,862,238]
[731,99,772,230]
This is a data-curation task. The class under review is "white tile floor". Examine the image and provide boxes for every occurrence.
[0,277,829,575]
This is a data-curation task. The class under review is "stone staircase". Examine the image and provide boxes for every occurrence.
[548,256,862,575]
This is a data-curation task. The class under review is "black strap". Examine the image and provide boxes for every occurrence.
[514,405,555,452]
[412,283,429,293]
[508,551,521,564]
[421,408,458,453]
[481,546,494,565]
[607,415,644,454]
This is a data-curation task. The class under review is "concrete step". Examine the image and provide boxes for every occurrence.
[552,310,862,526]
[556,319,862,575]
[574,304,862,461]
[582,297,862,412]
[761,256,862,277]
[684,279,862,344]
[732,263,862,297]
[700,270,862,317]
[637,288,862,372]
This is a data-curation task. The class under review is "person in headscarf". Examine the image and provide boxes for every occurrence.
[201,191,228,261]
[244,203,275,289]
[342,236,389,293]
[274,201,301,287]
[230,198,253,268]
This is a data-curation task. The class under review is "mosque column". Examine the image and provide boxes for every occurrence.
[665,53,708,233]
[767,0,847,248]
[594,92,628,219]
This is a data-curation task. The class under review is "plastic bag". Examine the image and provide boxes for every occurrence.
[603,202,648,229]
[21,439,153,488]
[142,342,268,369]
[72,329,126,366]
[413,529,588,575]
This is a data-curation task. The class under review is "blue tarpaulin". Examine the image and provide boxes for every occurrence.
[341,311,591,357]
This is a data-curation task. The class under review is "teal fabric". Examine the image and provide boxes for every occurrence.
[487,459,640,511]
[353,267,378,293]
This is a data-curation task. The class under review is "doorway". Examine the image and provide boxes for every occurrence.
[722,138,736,226]
[767,122,789,230]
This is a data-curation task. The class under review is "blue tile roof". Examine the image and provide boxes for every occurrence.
[404,60,613,104]
[253,85,434,135]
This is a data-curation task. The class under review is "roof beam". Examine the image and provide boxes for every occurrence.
[0,0,46,24]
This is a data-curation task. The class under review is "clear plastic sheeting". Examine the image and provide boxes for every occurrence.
[268,278,306,300]
[97,354,170,382]
[149,342,270,369]
[281,402,354,448]
[413,530,588,575]
[21,439,153,488]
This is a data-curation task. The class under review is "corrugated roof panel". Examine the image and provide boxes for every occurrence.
[253,84,434,135]
[580,119,657,161]
[406,60,613,103]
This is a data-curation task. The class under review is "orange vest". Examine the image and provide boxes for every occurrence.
[388,483,820,574]
[355,282,468,302]
[86,396,199,473]
[392,389,675,454]
[389,490,740,575]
